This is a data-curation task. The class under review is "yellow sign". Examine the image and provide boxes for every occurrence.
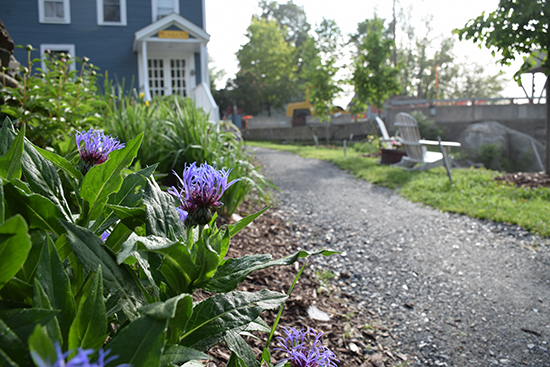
[158,30,189,39]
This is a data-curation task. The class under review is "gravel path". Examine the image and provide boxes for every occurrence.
[252,147,550,367]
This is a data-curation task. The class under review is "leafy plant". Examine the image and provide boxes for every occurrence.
[0,119,335,367]
[409,110,444,141]
[0,46,107,153]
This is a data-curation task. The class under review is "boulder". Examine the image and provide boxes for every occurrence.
[458,121,544,172]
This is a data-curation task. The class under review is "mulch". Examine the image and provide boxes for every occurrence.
[494,171,550,188]
[203,204,401,367]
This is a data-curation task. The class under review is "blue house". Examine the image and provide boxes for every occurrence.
[1,0,219,120]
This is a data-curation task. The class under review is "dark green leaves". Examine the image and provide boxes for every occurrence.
[61,221,146,320]
[0,215,31,290]
[180,290,287,350]
[0,123,24,181]
[143,178,185,239]
[68,266,107,351]
[80,133,143,222]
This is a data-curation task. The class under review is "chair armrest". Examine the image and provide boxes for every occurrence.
[419,139,461,147]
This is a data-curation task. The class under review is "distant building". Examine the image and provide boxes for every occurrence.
[1,0,218,120]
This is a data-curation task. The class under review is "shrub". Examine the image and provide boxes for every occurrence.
[0,45,107,153]
[410,110,445,140]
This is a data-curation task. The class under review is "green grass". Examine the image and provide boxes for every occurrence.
[247,141,550,237]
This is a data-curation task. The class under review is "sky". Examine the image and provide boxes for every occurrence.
[205,0,546,104]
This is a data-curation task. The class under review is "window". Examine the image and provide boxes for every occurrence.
[97,0,127,26]
[40,44,76,72]
[38,0,71,24]
[152,0,179,21]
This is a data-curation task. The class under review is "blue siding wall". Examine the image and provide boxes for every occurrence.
[1,0,204,89]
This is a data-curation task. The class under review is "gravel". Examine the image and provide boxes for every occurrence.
[252,147,550,367]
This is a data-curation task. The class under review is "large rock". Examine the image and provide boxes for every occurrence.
[458,121,544,172]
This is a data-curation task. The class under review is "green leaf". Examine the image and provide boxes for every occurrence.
[28,325,57,367]
[21,137,72,221]
[160,345,211,367]
[0,179,4,225]
[0,307,59,347]
[138,294,193,344]
[61,221,146,320]
[0,348,19,367]
[18,231,47,283]
[193,235,223,286]
[80,133,143,221]
[3,184,66,237]
[224,330,260,367]
[143,179,185,239]
[91,164,157,234]
[0,318,29,366]
[200,249,338,293]
[0,123,24,181]
[105,316,167,367]
[68,266,107,352]
[32,280,62,345]
[228,206,269,237]
[180,290,287,350]
[105,204,146,231]
[0,215,31,291]
[33,145,83,181]
[117,235,196,295]
[103,221,132,253]
[35,235,76,346]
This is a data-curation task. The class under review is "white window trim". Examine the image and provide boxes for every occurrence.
[39,44,76,72]
[97,0,127,26]
[151,0,179,22]
[38,0,71,24]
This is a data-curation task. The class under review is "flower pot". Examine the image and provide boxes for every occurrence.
[380,149,407,165]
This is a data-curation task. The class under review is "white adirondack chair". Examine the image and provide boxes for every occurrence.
[393,112,460,171]
[375,116,395,148]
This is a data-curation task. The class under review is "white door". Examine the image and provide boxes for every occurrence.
[148,56,191,97]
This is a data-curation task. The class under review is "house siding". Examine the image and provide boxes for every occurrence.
[2,0,204,88]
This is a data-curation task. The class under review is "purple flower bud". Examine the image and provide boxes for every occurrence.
[275,327,339,367]
[75,129,125,175]
[168,162,239,227]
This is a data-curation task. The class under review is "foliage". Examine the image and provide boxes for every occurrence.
[258,0,311,48]
[0,46,107,153]
[352,135,379,154]
[409,111,444,140]
[104,95,273,217]
[396,17,504,99]
[0,119,335,367]
[455,0,550,79]
[475,143,529,173]
[299,20,344,121]
[235,17,298,116]
[247,141,550,237]
[351,16,401,112]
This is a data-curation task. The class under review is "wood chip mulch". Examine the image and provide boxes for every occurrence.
[494,171,550,188]
[197,204,402,367]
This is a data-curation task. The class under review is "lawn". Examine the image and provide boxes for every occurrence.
[247,141,550,238]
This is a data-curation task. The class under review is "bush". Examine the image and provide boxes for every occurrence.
[0,45,107,153]
[410,110,445,140]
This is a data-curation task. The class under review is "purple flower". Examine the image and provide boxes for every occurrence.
[100,231,110,242]
[275,327,339,367]
[75,129,125,174]
[30,342,131,367]
[168,162,239,226]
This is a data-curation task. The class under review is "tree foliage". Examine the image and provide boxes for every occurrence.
[299,19,343,120]
[351,16,401,112]
[455,0,550,78]
[235,17,297,115]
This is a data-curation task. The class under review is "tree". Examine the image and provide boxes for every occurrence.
[351,16,401,114]
[259,0,311,48]
[298,19,343,121]
[455,0,550,171]
[235,17,297,116]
